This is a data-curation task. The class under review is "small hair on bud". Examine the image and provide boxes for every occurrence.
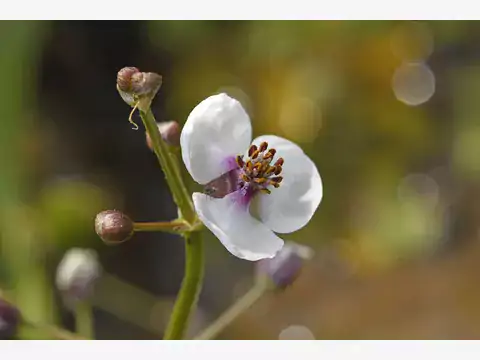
[95,209,134,245]
[146,121,181,149]
[56,248,102,307]
[0,298,21,339]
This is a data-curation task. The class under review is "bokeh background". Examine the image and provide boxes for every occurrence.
[1,20,480,340]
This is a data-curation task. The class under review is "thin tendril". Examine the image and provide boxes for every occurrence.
[128,102,139,130]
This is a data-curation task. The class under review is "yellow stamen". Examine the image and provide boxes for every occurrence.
[265,166,276,175]
[274,158,284,167]
[254,177,267,184]
[263,149,276,160]
[259,141,268,152]
[235,145,284,197]
[236,155,244,168]
[246,160,253,173]
[248,144,258,157]
[272,176,283,183]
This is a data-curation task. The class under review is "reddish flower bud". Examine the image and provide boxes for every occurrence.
[95,210,134,245]
[116,67,140,93]
[146,121,181,149]
[129,71,163,96]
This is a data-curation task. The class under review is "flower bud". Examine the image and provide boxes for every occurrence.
[117,66,140,93]
[117,67,163,130]
[0,298,21,339]
[130,71,163,96]
[116,67,163,110]
[256,242,314,289]
[146,121,181,149]
[95,209,134,245]
[56,248,102,306]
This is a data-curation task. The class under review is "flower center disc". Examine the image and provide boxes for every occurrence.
[203,141,284,200]
[236,141,284,195]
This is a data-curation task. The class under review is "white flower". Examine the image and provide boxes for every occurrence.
[180,93,323,261]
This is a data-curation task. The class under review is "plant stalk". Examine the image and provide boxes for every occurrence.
[163,231,204,340]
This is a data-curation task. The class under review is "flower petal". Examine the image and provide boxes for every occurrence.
[192,192,284,261]
[251,135,323,234]
[180,93,252,185]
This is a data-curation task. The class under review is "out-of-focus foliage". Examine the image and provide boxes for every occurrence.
[1,20,480,339]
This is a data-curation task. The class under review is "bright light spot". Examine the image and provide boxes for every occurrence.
[279,96,321,143]
[391,21,434,62]
[397,173,440,207]
[278,325,315,340]
[392,62,435,106]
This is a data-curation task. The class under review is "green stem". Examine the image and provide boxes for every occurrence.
[194,283,268,340]
[139,106,205,339]
[139,109,195,224]
[133,219,189,233]
[163,231,204,340]
[75,301,94,339]
[20,319,86,340]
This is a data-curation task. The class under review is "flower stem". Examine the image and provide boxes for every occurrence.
[163,231,204,340]
[137,108,204,340]
[139,106,205,339]
[75,301,94,339]
[139,109,196,224]
[193,283,268,340]
[20,319,87,340]
[133,219,189,233]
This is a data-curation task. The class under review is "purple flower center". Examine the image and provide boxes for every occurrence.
[203,141,284,208]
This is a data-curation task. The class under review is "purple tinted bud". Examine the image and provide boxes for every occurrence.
[0,299,21,339]
[266,250,303,288]
[256,242,314,289]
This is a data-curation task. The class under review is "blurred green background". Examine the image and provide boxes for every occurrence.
[1,20,480,340]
